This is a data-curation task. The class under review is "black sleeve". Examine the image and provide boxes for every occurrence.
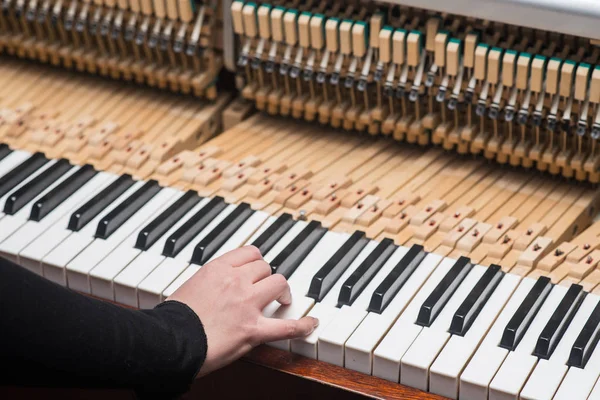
[0,257,207,399]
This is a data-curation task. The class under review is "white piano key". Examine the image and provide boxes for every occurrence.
[291,302,341,359]
[400,265,487,392]
[138,258,189,309]
[555,368,600,400]
[460,277,538,400]
[372,256,457,382]
[317,241,397,366]
[160,211,270,299]
[318,305,368,366]
[114,252,165,307]
[263,220,308,263]
[18,173,121,276]
[0,150,31,178]
[267,231,350,351]
[136,204,238,308]
[88,189,188,300]
[66,188,179,293]
[0,159,59,229]
[489,350,540,399]
[19,226,72,276]
[521,294,600,400]
[0,157,60,209]
[291,243,406,360]
[90,246,144,300]
[262,231,349,318]
[344,253,443,375]
[555,314,600,400]
[112,198,212,307]
[206,210,270,261]
[429,273,521,399]
[41,181,145,286]
[0,172,112,264]
[64,186,178,292]
[590,380,600,399]
[0,165,81,262]
[489,285,569,400]
[245,215,277,247]
[173,204,238,263]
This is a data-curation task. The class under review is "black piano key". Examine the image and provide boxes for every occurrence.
[0,144,11,162]
[68,175,135,232]
[0,152,48,199]
[307,231,370,302]
[534,284,586,359]
[162,196,227,258]
[416,256,474,327]
[135,191,202,251]
[270,220,322,273]
[3,159,72,215]
[190,203,255,265]
[337,238,397,307]
[251,213,295,256]
[271,221,327,279]
[500,276,553,351]
[29,165,97,222]
[368,244,427,314]
[449,265,504,336]
[568,300,600,368]
[95,180,162,239]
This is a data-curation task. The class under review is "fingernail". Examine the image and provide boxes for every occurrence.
[307,317,319,334]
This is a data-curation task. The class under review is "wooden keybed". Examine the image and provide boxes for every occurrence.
[0,347,446,399]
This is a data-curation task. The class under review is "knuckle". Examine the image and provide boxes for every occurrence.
[259,261,272,276]
[270,273,288,289]
[245,245,262,259]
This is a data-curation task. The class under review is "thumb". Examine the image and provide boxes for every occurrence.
[256,316,319,344]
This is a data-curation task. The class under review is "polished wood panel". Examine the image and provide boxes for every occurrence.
[241,346,448,400]
[2,347,446,400]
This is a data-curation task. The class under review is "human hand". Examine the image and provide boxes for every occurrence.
[167,245,319,376]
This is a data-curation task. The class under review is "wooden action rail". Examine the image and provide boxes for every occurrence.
[0,58,229,178]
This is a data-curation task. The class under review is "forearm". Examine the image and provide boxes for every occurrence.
[0,257,206,398]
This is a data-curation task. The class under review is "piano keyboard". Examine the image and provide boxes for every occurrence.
[4,147,600,400]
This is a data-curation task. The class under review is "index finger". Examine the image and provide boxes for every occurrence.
[218,245,263,267]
